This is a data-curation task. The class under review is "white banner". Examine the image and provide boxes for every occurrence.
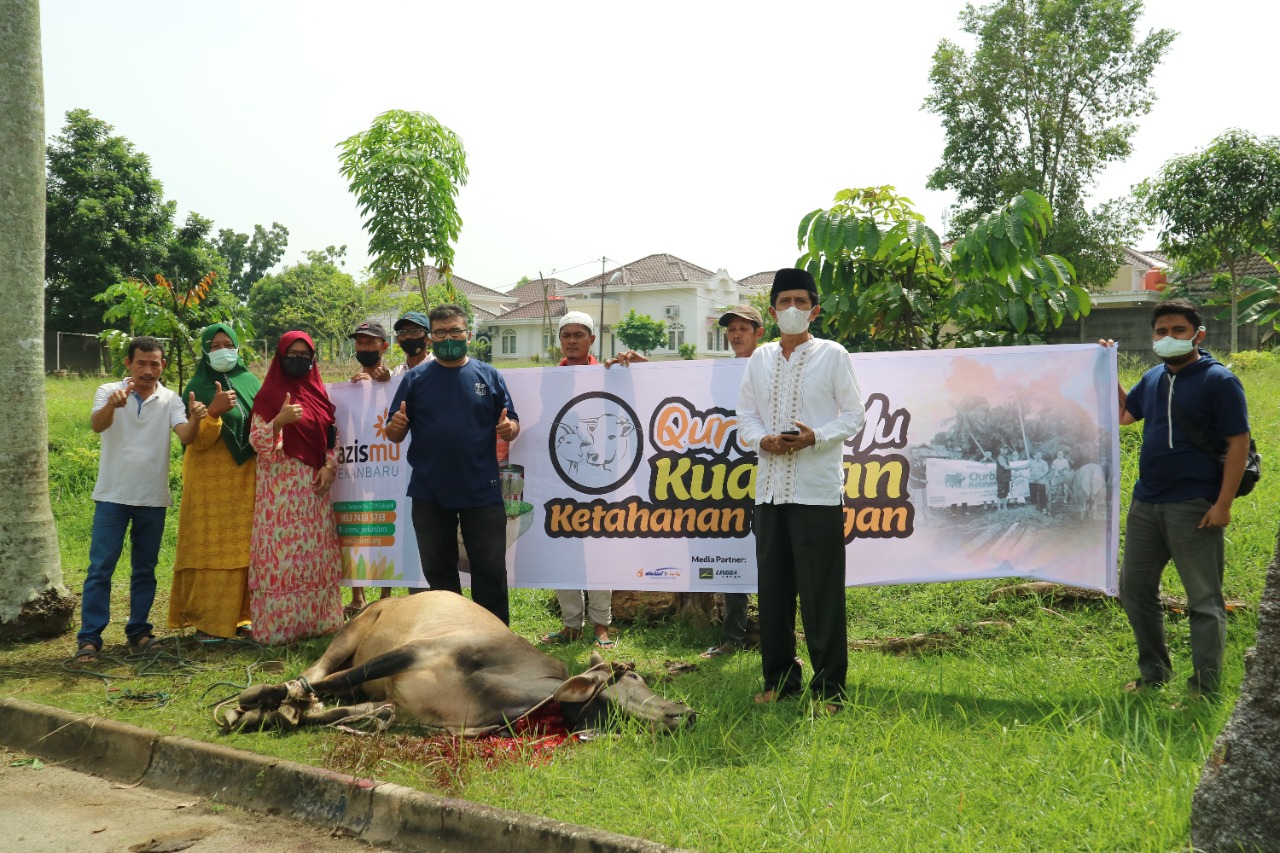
[330,344,1120,596]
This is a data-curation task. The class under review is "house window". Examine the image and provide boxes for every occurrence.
[543,328,553,352]
[708,326,726,352]
[667,322,685,351]
[501,329,516,355]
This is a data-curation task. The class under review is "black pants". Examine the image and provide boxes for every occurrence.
[411,500,509,625]
[754,502,847,701]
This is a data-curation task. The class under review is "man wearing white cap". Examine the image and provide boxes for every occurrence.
[540,309,645,648]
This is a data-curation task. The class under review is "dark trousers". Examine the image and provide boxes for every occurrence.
[754,502,847,701]
[411,500,509,625]
[1029,482,1048,512]
[722,592,748,647]
[1120,498,1226,691]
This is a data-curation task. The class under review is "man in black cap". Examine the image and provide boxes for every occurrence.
[349,321,391,383]
[701,303,765,659]
[391,311,434,376]
[736,269,864,714]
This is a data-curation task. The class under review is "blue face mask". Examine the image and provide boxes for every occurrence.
[1152,327,1203,359]
[208,348,239,372]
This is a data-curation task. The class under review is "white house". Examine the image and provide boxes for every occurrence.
[485,254,768,361]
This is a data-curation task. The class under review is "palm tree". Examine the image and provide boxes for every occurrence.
[0,0,75,639]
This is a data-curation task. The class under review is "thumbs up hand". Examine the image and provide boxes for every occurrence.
[209,381,237,417]
[275,391,304,428]
[109,379,134,409]
[388,400,410,434]
[187,391,208,422]
[496,406,518,440]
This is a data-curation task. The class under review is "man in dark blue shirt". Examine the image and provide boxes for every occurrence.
[386,304,520,624]
[1107,299,1251,697]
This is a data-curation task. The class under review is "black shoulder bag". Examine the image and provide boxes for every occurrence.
[1167,384,1261,497]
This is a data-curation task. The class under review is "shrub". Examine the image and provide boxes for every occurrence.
[1228,349,1274,372]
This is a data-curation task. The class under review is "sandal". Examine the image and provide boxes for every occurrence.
[592,635,616,649]
[700,644,738,659]
[343,604,366,620]
[540,627,583,645]
[193,631,225,645]
[127,634,160,656]
[72,644,99,664]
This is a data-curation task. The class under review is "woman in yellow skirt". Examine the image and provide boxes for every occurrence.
[168,324,261,641]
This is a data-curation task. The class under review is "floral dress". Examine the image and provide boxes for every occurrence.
[247,414,343,645]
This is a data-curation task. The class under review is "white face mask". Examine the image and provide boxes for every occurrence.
[208,348,239,372]
[776,306,812,335]
[1152,328,1202,359]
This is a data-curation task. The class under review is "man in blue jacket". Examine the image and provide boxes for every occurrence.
[1108,299,1251,697]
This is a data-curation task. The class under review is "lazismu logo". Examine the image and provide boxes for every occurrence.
[337,408,401,464]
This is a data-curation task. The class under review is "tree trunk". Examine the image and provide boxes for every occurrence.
[1192,521,1280,851]
[0,0,75,639]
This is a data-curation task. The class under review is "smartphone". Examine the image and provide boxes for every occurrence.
[780,429,800,435]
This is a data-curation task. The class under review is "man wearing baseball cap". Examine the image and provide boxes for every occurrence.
[701,304,767,659]
[391,311,434,377]
[349,321,390,384]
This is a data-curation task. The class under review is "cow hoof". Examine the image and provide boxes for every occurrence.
[238,683,289,710]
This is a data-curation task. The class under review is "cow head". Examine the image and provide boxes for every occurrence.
[578,413,634,473]
[551,654,695,734]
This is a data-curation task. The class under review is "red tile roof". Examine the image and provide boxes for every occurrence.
[495,299,569,321]
[569,253,717,289]
[395,265,507,299]
[736,271,775,291]
[505,277,570,305]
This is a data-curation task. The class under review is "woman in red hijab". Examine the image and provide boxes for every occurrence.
[247,332,343,644]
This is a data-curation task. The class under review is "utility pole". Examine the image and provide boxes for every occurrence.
[598,256,608,361]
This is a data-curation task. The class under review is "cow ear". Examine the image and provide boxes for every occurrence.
[619,420,634,437]
[552,671,609,704]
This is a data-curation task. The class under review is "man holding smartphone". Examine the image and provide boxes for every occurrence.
[735,269,865,714]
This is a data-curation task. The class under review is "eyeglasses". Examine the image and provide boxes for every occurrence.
[396,329,427,340]
[429,327,469,341]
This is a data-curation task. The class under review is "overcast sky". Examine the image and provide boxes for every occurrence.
[39,0,1280,290]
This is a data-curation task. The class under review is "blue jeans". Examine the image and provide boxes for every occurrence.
[76,501,167,650]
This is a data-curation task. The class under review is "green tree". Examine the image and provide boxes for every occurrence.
[97,270,251,389]
[923,0,1173,289]
[0,0,75,639]
[247,246,367,343]
[337,110,469,304]
[45,108,176,332]
[214,222,289,300]
[796,185,1090,350]
[613,309,666,355]
[1141,128,1280,353]
[388,286,474,328]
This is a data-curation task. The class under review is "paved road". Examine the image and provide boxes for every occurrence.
[0,750,391,853]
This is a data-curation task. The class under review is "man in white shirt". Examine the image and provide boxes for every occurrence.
[736,269,865,713]
[75,336,206,662]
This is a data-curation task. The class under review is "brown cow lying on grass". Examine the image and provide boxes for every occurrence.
[219,591,696,736]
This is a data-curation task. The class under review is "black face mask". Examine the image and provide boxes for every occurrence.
[281,357,312,378]
[355,350,382,368]
[399,338,427,357]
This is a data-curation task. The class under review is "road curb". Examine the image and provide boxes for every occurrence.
[0,697,688,853]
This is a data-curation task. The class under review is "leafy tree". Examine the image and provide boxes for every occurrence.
[1141,129,1280,353]
[0,0,74,639]
[678,342,698,360]
[45,108,176,332]
[337,110,469,304]
[215,222,289,300]
[613,309,666,355]
[388,286,474,329]
[247,246,368,344]
[97,271,251,389]
[796,185,1090,350]
[923,0,1173,289]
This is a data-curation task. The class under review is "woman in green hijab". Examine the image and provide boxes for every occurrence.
[167,324,262,641]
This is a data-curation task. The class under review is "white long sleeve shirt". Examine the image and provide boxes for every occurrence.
[736,338,865,506]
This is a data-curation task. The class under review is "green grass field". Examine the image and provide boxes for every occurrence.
[6,354,1278,852]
